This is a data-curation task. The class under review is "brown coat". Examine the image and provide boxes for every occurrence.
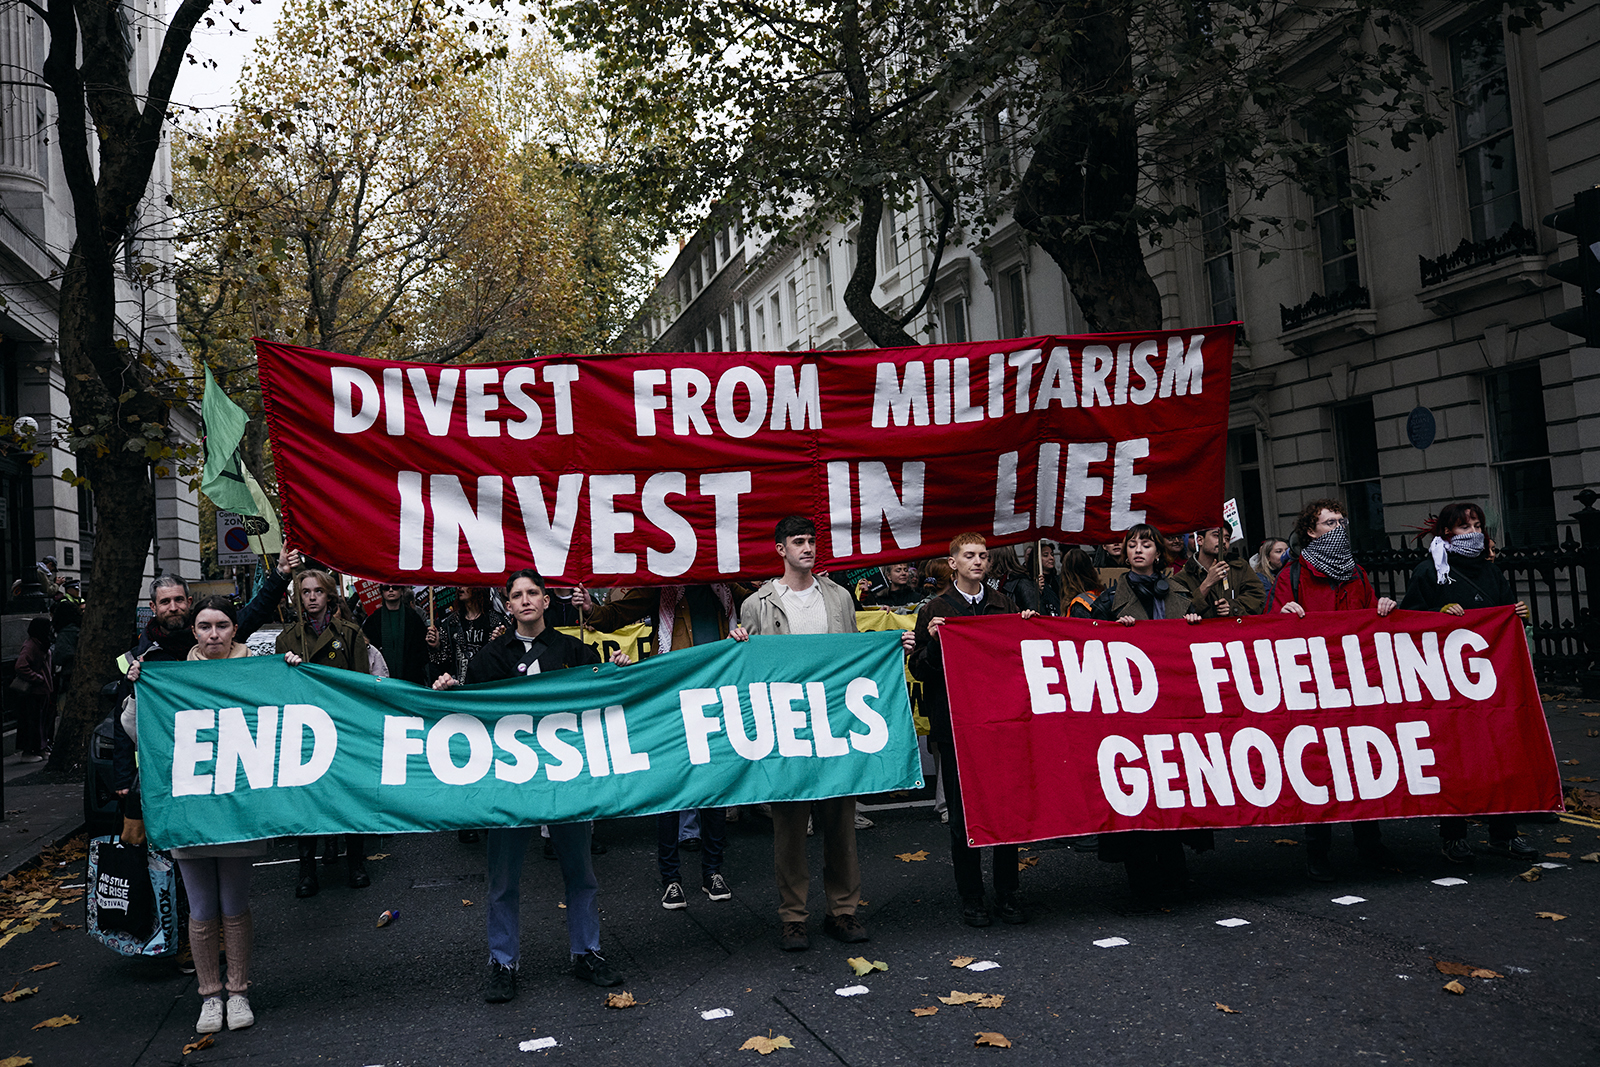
[275,615,370,673]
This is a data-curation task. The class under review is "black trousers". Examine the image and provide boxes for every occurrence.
[942,746,1018,903]
[1304,822,1382,854]
[1439,815,1518,841]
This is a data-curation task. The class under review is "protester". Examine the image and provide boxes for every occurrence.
[1252,537,1289,592]
[985,544,1040,613]
[1163,532,1189,574]
[1172,521,1265,618]
[426,585,503,843]
[923,558,953,596]
[124,596,281,1033]
[34,554,60,599]
[577,581,750,909]
[856,562,921,608]
[1088,525,1207,905]
[433,569,630,1001]
[911,533,1038,926]
[1270,499,1398,880]
[361,584,434,685]
[12,616,54,762]
[276,568,372,896]
[1034,541,1063,614]
[732,515,913,951]
[49,599,80,729]
[1060,547,1107,617]
[1400,501,1538,864]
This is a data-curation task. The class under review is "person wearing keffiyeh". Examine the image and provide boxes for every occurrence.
[1268,498,1397,882]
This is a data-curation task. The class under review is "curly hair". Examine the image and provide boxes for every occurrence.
[1293,498,1346,545]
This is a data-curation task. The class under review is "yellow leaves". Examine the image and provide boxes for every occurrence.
[0,1056,34,1067]
[1556,835,1574,842]
[950,956,976,968]
[1434,961,1501,979]
[847,958,887,977]
[2,985,39,1003]
[605,991,636,1009]
[462,899,473,907]
[896,850,929,862]
[1546,852,1572,859]
[1273,839,1299,846]
[974,1032,1011,1048]
[182,1034,214,1055]
[31,1015,79,1030]
[1518,868,1541,882]
[911,1006,939,1017]
[1580,853,1600,863]
[1565,776,1597,784]
[740,1034,795,1054]
[1017,856,1039,870]
[1535,911,1567,921]
[27,964,57,973]
[1214,1002,1241,1014]
[1443,980,1466,995]
[939,991,1004,1008]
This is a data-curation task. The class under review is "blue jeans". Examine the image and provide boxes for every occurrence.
[658,808,725,885]
[486,823,599,966]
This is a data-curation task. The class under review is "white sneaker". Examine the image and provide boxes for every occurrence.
[854,812,874,830]
[196,996,224,1034]
[226,994,254,1030]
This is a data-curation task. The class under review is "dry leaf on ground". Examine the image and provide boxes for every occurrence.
[365,853,390,860]
[48,921,80,932]
[911,1006,939,1017]
[1471,968,1502,979]
[1518,868,1541,882]
[182,1034,214,1055]
[1582,712,1600,718]
[974,1032,1011,1048]
[1435,961,1502,979]
[26,963,57,973]
[1556,835,1574,842]
[2,986,39,1003]
[1215,1002,1241,1014]
[0,1056,34,1067]
[940,991,985,1005]
[605,991,636,1009]
[1562,760,1580,766]
[1443,980,1466,995]
[31,1015,79,1029]
[740,1034,795,1054]
[1580,853,1600,863]
[847,957,888,976]
[1535,911,1567,921]
[951,956,976,968]
[1017,856,1039,870]
[1547,852,1572,859]
[896,851,929,862]
[1590,729,1600,738]
[1564,777,1597,783]
[1273,839,1299,846]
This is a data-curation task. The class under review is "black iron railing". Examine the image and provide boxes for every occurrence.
[1280,284,1372,333]
[1418,221,1539,288]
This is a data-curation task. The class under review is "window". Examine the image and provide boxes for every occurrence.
[716,226,730,263]
[678,276,690,314]
[882,206,901,268]
[820,250,835,313]
[1451,18,1520,242]
[1228,428,1265,548]
[736,300,750,350]
[719,309,733,352]
[79,486,96,537]
[985,95,1014,184]
[1312,133,1360,295]
[1485,365,1556,546]
[942,295,968,344]
[1334,399,1386,552]
[770,292,782,345]
[689,258,703,295]
[1199,173,1237,324]
[786,277,799,339]
[702,246,716,285]
[755,303,768,349]
[999,267,1027,338]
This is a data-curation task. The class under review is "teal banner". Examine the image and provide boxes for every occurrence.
[136,632,920,850]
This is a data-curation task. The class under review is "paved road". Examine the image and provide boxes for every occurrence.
[5,698,1600,1066]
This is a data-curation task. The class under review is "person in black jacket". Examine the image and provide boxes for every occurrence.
[1400,501,1537,865]
[433,569,630,1004]
[910,533,1037,927]
[361,584,435,686]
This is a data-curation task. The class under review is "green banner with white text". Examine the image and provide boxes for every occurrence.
[136,632,919,850]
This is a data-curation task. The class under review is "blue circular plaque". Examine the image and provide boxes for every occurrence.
[1406,406,1436,450]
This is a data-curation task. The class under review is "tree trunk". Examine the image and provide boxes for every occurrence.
[842,188,919,349]
[1013,1,1164,333]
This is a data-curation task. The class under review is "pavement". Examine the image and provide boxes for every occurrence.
[2,696,1599,1066]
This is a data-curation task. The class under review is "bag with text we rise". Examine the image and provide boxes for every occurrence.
[87,836,180,957]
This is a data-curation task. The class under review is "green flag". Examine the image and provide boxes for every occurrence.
[200,366,256,516]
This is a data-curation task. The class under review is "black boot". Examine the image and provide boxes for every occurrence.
[295,839,320,898]
[346,833,371,889]
[322,834,341,866]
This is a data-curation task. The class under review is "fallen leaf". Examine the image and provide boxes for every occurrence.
[974,1032,1011,1048]
[896,850,929,862]
[1016,856,1039,870]
[1556,835,1573,842]
[1535,911,1566,921]
[1435,961,1501,978]
[49,921,80,932]
[1590,729,1600,738]
[1582,712,1600,718]
[182,1034,214,1055]
[31,1015,79,1029]
[740,1034,795,1054]
[0,1056,34,1067]
[2,986,39,1003]
[462,899,473,906]
[1518,868,1541,882]
[847,957,888,976]
[1471,968,1503,979]
[1561,761,1580,766]
[1233,838,1250,843]
[1546,852,1572,859]
[1564,776,1597,783]
[365,853,390,860]
[976,994,1005,1008]
[1443,980,1466,995]
[557,903,566,909]
[27,963,57,973]
[1580,853,1600,863]
[1273,839,1299,846]
[911,1006,939,1017]
[951,956,976,968]
[940,991,984,1005]
[605,991,636,1009]
[1215,1002,1241,1014]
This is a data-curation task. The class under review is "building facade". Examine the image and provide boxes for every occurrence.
[0,0,199,617]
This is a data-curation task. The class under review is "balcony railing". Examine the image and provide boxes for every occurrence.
[1279,284,1371,333]
[1418,221,1539,288]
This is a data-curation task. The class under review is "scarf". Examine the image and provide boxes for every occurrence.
[657,584,736,655]
[1429,530,1486,585]
[307,610,333,636]
[1299,523,1356,583]
[1124,572,1168,620]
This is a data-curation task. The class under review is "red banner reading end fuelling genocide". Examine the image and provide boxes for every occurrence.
[255,328,1234,585]
[940,607,1560,847]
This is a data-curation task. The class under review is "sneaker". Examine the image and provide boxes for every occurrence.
[961,899,992,928]
[702,873,732,901]
[780,921,810,951]
[18,753,44,764]
[484,960,517,1003]
[196,996,225,1034]
[661,881,688,910]
[680,836,701,852]
[1489,835,1539,862]
[572,951,624,987]
[176,944,196,975]
[854,812,875,830]
[822,913,869,944]
[996,895,1028,925]
[1305,851,1335,883]
[1441,838,1475,865]
[225,994,254,1030]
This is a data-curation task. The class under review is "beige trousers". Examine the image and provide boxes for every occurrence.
[771,797,859,923]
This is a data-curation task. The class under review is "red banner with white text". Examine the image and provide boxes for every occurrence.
[254,329,1234,585]
[941,607,1560,846]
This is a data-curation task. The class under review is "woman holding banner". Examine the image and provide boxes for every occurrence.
[1270,499,1398,881]
[1400,502,1537,865]
[1089,525,1209,907]
[124,597,274,1034]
